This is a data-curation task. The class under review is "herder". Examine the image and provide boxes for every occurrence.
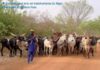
[27,29,37,63]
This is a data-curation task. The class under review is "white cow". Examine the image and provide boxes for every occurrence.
[67,34,76,54]
[57,34,67,55]
[81,37,90,51]
[44,38,54,55]
[81,36,91,57]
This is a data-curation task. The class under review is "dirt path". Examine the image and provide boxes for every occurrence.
[0,46,100,70]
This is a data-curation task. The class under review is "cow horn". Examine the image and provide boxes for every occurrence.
[21,33,26,36]
[10,33,16,36]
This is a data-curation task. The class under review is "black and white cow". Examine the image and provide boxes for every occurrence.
[0,37,12,57]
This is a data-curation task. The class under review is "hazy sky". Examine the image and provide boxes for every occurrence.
[17,0,100,19]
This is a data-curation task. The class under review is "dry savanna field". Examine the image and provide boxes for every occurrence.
[0,44,100,70]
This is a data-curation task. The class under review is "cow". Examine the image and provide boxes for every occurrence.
[57,34,68,56]
[37,36,44,56]
[44,37,54,55]
[81,36,94,58]
[67,34,76,54]
[9,36,23,57]
[0,37,12,57]
[74,36,82,55]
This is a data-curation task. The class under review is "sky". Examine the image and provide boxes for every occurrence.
[16,0,100,19]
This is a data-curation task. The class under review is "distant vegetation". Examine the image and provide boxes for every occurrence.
[0,0,100,37]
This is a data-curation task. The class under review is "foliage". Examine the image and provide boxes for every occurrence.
[0,0,100,37]
[78,18,100,35]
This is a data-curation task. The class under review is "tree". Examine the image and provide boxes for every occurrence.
[0,0,25,36]
[77,17,100,35]
[57,0,93,25]
[0,22,6,36]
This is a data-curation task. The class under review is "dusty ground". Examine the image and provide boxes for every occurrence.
[0,45,100,70]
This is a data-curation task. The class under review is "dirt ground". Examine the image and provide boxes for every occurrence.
[0,45,100,70]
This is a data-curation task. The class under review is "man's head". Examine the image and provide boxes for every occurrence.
[30,29,35,36]
[30,29,34,32]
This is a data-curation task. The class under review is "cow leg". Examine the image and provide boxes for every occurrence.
[46,47,48,55]
[13,47,16,56]
[20,49,22,57]
[91,48,94,56]
[55,46,57,55]
[58,47,61,56]
[44,47,46,55]
[51,48,53,55]
[19,49,22,57]
[40,46,44,56]
[62,47,65,55]
[90,47,94,57]
[45,47,48,55]
[1,46,4,56]
[42,46,44,56]
[57,48,60,56]
[88,49,90,58]
[77,46,80,55]
[12,46,17,56]
[87,47,94,58]
[68,46,71,54]
[14,48,17,56]
[9,49,13,57]
[74,45,79,55]
[16,46,22,57]
[50,47,53,55]
[72,46,74,54]
[88,47,91,58]
[52,45,57,55]
[48,48,49,55]
[83,49,86,57]
[68,46,70,54]
[52,47,54,55]
[66,46,68,55]
[61,47,64,55]
[38,46,41,56]
[6,46,13,57]
[57,48,59,56]
[48,48,50,55]
[69,47,72,54]
[59,47,62,56]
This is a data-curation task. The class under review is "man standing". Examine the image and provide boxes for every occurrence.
[27,29,37,63]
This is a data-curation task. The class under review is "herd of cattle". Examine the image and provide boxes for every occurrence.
[0,33,100,58]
